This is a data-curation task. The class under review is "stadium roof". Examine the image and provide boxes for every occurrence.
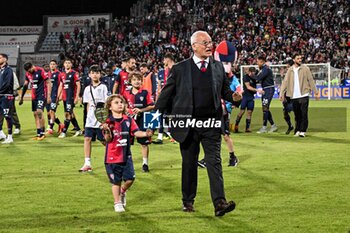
[1,0,138,26]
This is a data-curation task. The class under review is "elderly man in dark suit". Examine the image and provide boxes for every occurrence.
[155,31,240,216]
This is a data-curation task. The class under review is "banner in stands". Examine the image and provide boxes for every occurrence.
[0,26,42,35]
[47,14,111,32]
[20,53,59,66]
[0,35,39,53]
[19,53,59,84]
[254,85,350,99]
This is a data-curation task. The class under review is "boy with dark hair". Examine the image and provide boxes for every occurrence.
[122,72,154,172]
[20,62,52,140]
[101,64,119,96]
[253,55,278,133]
[46,59,64,134]
[79,65,108,172]
[58,58,82,138]
[234,67,264,132]
[113,57,137,95]
[139,63,157,101]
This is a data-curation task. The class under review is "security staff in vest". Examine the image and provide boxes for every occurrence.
[155,31,241,217]
[139,63,157,101]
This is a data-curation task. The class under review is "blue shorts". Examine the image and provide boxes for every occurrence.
[261,87,274,109]
[46,96,58,112]
[32,99,46,112]
[84,127,104,141]
[240,97,255,111]
[0,96,14,117]
[134,116,151,145]
[63,100,75,113]
[105,156,135,185]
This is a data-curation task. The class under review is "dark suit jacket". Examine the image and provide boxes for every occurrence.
[155,57,235,143]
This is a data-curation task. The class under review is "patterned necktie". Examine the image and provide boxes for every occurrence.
[200,61,207,72]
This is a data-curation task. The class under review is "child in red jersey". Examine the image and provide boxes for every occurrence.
[101,94,153,213]
[122,72,154,172]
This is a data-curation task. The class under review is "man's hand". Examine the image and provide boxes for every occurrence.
[19,98,23,106]
[279,95,285,102]
[257,89,265,94]
[132,108,141,114]
[47,98,51,105]
[232,92,242,102]
[315,92,320,101]
[146,129,153,137]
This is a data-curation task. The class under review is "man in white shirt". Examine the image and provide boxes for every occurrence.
[280,54,319,137]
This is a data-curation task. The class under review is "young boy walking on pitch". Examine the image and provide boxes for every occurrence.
[79,65,108,172]
[122,72,154,172]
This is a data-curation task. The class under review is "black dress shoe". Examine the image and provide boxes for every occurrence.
[215,200,236,216]
[182,202,195,212]
[285,126,294,135]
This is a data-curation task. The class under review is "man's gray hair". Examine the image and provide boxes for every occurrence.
[190,30,209,45]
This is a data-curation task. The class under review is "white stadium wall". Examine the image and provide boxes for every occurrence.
[0,35,39,53]
[0,26,42,35]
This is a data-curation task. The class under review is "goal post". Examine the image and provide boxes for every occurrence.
[239,63,346,100]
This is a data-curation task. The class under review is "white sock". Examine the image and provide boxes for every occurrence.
[157,133,163,140]
[85,157,91,166]
[143,158,148,165]
[7,134,12,140]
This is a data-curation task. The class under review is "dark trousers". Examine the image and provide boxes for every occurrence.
[0,102,20,129]
[180,127,225,207]
[292,96,309,133]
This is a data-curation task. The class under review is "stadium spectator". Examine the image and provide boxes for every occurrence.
[101,94,153,212]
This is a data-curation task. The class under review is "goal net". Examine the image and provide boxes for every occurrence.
[239,63,345,99]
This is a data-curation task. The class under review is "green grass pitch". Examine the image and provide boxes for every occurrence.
[0,99,349,233]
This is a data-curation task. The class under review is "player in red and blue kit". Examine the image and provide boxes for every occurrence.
[20,62,52,140]
[101,64,119,96]
[113,57,137,95]
[122,72,154,172]
[58,58,82,138]
[101,94,153,212]
[46,60,64,134]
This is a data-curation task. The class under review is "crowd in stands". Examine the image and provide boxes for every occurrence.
[60,0,349,77]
